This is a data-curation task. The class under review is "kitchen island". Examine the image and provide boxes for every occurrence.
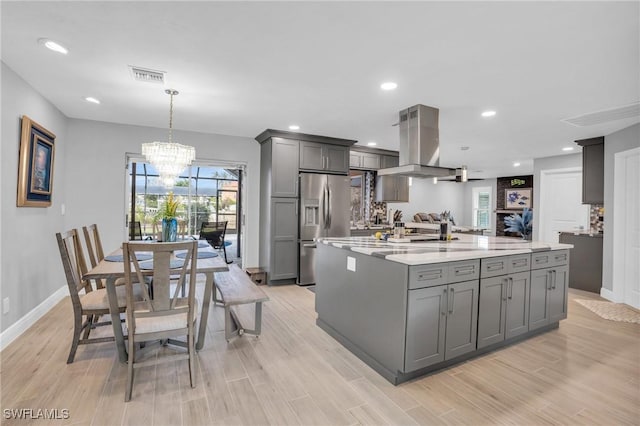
[315,235,572,384]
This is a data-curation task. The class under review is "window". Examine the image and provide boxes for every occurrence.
[472,186,492,229]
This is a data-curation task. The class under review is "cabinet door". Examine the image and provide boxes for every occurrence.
[505,271,530,339]
[325,145,349,173]
[349,152,362,168]
[445,280,479,360]
[381,155,399,168]
[529,268,551,330]
[549,266,568,323]
[299,141,325,171]
[405,286,447,371]
[272,138,299,197]
[361,153,381,170]
[477,277,507,349]
[583,142,604,204]
[270,198,298,280]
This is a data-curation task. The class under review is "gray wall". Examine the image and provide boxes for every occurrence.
[1,61,261,334]
[602,123,640,292]
[532,153,583,240]
[388,178,465,225]
[1,62,69,332]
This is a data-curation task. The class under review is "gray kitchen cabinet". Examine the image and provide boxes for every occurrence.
[375,175,409,202]
[405,279,478,371]
[529,265,568,330]
[381,155,399,168]
[300,141,349,173]
[271,137,300,197]
[477,270,530,349]
[575,136,604,204]
[350,151,381,169]
[269,198,298,280]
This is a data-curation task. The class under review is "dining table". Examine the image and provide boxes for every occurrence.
[82,240,229,363]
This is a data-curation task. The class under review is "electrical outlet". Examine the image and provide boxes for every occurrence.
[3,297,9,314]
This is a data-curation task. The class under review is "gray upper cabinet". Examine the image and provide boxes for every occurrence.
[271,138,300,197]
[375,175,409,202]
[300,141,349,174]
[381,155,399,168]
[576,136,604,204]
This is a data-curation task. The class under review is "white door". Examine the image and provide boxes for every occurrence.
[540,169,590,243]
[613,148,640,309]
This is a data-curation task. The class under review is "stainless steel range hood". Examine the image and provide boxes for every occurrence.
[377,105,457,178]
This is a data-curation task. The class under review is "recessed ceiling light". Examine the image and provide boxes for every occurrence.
[562,147,574,151]
[481,110,496,118]
[367,141,377,146]
[513,162,521,167]
[380,82,398,91]
[38,38,68,55]
[288,125,300,130]
[85,97,100,104]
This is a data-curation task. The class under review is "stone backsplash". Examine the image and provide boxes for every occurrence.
[590,204,604,233]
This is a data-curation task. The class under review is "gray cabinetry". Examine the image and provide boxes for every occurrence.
[269,198,298,280]
[271,138,300,197]
[575,136,604,204]
[300,141,349,173]
[381,155,399,168]
[375,175,409,202]
[350,151,381,169]
[405,279,479,371]
[477,270,530,348]
[529,264,568,331]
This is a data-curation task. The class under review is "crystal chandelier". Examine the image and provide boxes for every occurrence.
[142,89,195,187]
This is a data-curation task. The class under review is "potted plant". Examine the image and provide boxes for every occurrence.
[160,192,180,242]
[504,207,533,240]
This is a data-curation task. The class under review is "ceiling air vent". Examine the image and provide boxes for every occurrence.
[129,66,165,84]
[561,102,640,127]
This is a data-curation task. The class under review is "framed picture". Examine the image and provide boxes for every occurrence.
[505,188,532,209]
[17,116,56,207]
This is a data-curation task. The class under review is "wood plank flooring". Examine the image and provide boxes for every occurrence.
[1,283,638,425]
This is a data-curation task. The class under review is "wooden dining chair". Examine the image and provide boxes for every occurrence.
[199,221,231,264]
[123,240,198,401]
[82,224,106,288]
[56,229,144,363]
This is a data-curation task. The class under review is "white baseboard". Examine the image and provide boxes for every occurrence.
[0,285,67,352]
[600,287,619,302]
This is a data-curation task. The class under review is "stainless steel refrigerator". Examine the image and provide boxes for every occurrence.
[298,173,350,285]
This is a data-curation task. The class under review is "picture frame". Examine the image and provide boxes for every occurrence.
[17,116,56,207]
[505,188,532,209]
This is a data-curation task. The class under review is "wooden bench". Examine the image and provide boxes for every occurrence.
[214,264,269,341]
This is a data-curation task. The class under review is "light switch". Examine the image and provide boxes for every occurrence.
[347,256,356,272]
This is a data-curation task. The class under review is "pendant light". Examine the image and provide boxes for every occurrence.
[142,89,195,187]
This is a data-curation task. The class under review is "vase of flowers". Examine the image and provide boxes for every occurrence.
[160,192,180,242]
[504,207,533,240]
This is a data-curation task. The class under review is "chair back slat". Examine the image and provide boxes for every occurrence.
[82,224,106,289]
[123,240,198,330]
[56,229,92,302]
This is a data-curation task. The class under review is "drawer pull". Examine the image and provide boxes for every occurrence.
[536,256,549,264]
[417,271,443,281]
[512,259,527,267]
[453,266,475,276]
[487,262,504,271]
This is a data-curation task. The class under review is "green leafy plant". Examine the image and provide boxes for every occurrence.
[160,192,180,219]
[504,207,533,238]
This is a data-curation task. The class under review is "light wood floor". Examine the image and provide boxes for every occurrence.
[1,283,638,425]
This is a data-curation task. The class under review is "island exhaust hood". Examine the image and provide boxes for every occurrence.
[377,104,458,179]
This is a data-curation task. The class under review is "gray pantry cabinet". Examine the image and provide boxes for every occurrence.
[477,254,531,349]
[256,129,356,284]
[529,251,569,330]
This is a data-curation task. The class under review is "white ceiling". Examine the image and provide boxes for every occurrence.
[2,1,639,178]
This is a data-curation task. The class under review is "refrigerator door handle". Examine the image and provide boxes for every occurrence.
[322,183,328,230]
[326,184,332,228]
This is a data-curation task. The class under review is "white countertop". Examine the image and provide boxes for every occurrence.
[319,234,572,265]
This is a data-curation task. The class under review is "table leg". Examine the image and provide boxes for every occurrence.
[105,277,127,363]
[196,272,214,350]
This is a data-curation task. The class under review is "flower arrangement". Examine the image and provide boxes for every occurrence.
[160,192,180,219]
[504,207,533,239]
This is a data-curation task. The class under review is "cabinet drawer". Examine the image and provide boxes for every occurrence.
[509,254,531,274]
[409,264,448,289]
[531,252,553,270]
[481,256,509,278]
[448,260,480,283]
[551,250,569,267]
